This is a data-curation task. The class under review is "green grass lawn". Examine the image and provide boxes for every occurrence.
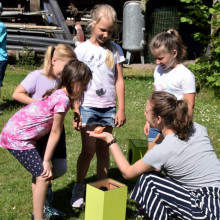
[0,64,220,220]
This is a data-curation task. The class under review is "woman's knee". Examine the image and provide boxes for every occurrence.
[139,172,164,187]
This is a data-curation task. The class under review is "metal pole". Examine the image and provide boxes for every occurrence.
[7,45,47,53]
[7,34,76,46]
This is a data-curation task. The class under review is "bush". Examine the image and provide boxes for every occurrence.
[180,0,220,97]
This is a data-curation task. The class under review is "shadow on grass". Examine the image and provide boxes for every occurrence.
[124,75,153,81]
[51,168,145,219]
[2,99,24,110]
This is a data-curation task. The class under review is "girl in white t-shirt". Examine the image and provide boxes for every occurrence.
[144,29,196,150]
[70,4,126,208]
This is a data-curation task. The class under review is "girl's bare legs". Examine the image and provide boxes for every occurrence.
[71,125,96,208]
[96,126,113,180]
[71,125,113,208]
[77,125,96,184]
[32,176,50,219]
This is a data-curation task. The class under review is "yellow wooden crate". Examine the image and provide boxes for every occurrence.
[128,139,148,164]
[85,178,127,220]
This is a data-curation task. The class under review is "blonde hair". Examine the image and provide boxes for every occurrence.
[43,44,77,76]
[90,4,117,69]
[44,60,92,107]
[150,29,187,62]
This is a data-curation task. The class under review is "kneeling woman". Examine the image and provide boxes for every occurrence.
[88,91,220,220]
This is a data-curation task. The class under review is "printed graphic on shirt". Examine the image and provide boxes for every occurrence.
[96,88,106,96]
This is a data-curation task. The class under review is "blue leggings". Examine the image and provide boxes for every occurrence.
[8,148,44,177]
[130,172,220,220]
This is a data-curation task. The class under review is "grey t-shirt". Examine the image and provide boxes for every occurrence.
[143,122,220,190]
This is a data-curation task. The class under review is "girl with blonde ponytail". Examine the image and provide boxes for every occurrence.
[71,4,126,208]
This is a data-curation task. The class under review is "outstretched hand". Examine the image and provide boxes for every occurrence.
[87,131,113,144]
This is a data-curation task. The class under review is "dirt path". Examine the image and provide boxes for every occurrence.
[123,60,195,70]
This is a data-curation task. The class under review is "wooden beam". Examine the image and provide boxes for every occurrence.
[30,0,40,12]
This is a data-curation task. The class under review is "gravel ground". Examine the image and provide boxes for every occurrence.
[123,60,196,70]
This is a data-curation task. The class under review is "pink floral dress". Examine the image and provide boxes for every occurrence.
[0,89,70,150]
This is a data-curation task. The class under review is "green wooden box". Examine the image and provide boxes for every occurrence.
[85,178,127,220]
[128,139,148,164]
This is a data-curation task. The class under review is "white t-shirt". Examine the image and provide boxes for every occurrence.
[143,122,220,190]
[154,64,196,100]
[75,40,125,108]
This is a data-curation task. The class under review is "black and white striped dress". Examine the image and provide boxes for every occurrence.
[130,172,220,220]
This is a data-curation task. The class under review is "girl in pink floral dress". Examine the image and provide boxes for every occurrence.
[0,60,92,220]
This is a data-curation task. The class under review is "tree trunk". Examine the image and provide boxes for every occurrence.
[206,0,220,55]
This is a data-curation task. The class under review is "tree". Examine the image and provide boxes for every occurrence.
[180,0,220,96]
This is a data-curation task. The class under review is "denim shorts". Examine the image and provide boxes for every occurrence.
[148,128,162,142]
[80,106,116,127]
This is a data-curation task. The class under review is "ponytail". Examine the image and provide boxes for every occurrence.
[173,100,192,140]
[42,44,76,76]
[150,29,187,62]
[43,45,55,76]
[43,60,92,108]
[149,91,192,140]
[105,41,117,69]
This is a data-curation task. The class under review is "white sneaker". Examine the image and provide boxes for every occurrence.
[70,183,85,208]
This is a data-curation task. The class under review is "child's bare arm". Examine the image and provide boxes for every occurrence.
[42,113,65,179]
[73,100,81,131]
[12,84,36,104]
[183,93,195,117]
[115,63,126,127]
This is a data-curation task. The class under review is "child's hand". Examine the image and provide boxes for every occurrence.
[73,112,82,131]
[115,110,126,127]
[41,161,53,180]
[144,121,150,136]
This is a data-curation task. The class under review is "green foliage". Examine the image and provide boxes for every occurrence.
[180,0,220,97]
[16,48,42,67]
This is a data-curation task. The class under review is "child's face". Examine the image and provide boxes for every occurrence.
[151,47,178,70]
[52,57,72,79]
[145,100,155,127]
[92,17,115,46]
